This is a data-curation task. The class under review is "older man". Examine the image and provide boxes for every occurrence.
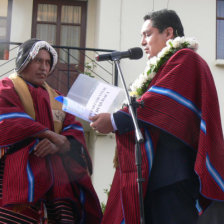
[0,39,102,223]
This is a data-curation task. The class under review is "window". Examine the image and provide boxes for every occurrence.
[217,0,224,59]
[32,0,87,64]
[32,0,87,94]
[0,0,12,60]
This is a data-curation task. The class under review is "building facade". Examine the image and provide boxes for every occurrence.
[0,0,224,222]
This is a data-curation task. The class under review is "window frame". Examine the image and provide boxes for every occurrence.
[31,0,88,94]
[0,0,12,60]
[31,0,87,52]
[216,0,224,60]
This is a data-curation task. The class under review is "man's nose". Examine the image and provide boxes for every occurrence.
[40,62,48,70]
[141,37,146,46]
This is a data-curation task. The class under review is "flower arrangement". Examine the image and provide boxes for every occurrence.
[130,36,199,97]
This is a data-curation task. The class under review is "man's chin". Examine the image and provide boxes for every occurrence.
[33,80,46,86]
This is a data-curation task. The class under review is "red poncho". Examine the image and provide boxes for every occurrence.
[102,48,224,224]
[0,78,102,223]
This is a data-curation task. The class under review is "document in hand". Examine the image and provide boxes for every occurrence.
[55,74,126,122]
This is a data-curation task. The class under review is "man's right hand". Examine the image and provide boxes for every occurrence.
[33,130,70,157]
[89,113,114,134]
[34,138,59,157]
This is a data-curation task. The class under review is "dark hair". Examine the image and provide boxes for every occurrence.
[144,9,184,37]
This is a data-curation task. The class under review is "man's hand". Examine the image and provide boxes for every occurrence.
[89,113,114,134]
[34,130,70,157]
[34,138,59,157]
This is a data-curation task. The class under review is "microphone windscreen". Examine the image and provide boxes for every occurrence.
[129,47,143,60]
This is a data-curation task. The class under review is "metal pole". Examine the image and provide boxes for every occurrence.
[67,49,70,90]
[114,65,118,86]
[114,59,145,224]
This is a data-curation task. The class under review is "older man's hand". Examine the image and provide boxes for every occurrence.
[89,113,114,134]
[33,130,71,157]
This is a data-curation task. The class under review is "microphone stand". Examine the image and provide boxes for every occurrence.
[112,56,145,224]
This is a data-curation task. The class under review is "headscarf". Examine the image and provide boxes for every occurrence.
[15,39,58,74]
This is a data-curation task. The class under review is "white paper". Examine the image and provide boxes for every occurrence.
[56,74,125,122]
[86,83,120,118]
[62,97,91,121]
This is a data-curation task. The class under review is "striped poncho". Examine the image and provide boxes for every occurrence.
[102,48,224,224]
[0,77,102,223]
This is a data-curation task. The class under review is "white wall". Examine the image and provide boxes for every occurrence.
[85,0,97,62]
[10,0,33,42]
[170,0,224,128]
[0,0,33,78]
[91,133,116,204]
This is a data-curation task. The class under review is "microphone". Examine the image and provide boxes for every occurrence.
[96,47,143,61]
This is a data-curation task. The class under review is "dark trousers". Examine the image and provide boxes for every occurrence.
[144,179,199,224]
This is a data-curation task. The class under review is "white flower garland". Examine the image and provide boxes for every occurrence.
[130,36,199,97]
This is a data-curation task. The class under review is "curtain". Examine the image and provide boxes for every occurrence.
[60,25,80,64]
[36,4,82,64]
[60,6,81,64]
[37,4,57,22]
[61,6,81,23]
[0,0,8,17]
[36,4,57,45]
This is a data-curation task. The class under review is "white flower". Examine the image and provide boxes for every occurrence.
[171,37,180,48]
[149,56,159,66]
[158,46,170,58]
[186,37,199,50]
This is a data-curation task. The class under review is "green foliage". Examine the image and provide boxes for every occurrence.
[101,186,111,214]
[84,61,96,78]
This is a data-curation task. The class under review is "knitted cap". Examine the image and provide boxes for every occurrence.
[15,39,58,74]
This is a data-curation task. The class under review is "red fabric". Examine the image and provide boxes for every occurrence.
[0,78,102,223]
[102,49,224,223]
[0,79,46,145]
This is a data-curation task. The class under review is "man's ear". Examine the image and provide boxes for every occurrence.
[165,27,175,40]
